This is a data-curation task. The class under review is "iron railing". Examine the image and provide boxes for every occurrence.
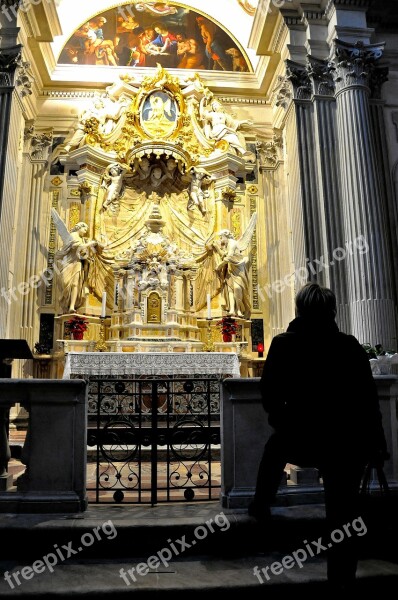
[86,376,221,504]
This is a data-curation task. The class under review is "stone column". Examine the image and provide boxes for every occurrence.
[307,55,350,332]
[0,45,21,215]
[287,59,335,285]
[332,39,396,348]
[369,67,398,312]
[0,45,21,339]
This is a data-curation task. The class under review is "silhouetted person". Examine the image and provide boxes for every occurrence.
[249,283,388,591]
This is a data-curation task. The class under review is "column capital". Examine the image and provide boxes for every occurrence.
[30,133,53,161]
[331,39,385,94]
[285,59,312,101]
[256,133,283,169]
[369,65,389,100]
[0,44,22,86]
[306,55,335,97]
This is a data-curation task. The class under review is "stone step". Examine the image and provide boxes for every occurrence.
[0,501,397,597]
[0,553,397,598]
[0,500,396,562]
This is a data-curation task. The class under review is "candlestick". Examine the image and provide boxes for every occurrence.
[207,293,211,320]
[101,291,107,318]
[94,317,108,352]
[203,318,214,352]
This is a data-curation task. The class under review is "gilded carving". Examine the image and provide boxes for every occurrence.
[53,69,260,351]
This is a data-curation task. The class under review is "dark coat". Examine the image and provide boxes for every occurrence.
[259,316,387,467]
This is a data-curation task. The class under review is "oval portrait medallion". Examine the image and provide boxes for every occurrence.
[141,90,178,138]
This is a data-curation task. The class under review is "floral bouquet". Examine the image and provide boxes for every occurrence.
[216,316,238,341]
[65,316,89,339]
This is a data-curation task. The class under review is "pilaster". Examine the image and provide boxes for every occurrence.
[257,134,292,337]
[20,128,53,350]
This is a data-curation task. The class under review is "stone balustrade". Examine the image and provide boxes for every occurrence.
[1,375,396,513]
[221,376,398,508]
[0,379,87,513]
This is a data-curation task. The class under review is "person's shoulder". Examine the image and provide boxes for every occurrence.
[269,331,299,347]
[336,332,364,351]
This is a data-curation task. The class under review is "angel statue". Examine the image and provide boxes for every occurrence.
[211,213,257,319]
[51,208,100,314]
[199,95,255,161]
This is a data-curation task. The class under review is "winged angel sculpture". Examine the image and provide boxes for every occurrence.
[51,208,100,313]
[198,213,257,319]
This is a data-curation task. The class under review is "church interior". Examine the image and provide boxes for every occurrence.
[0,1,398,594]
[0,0,398,378]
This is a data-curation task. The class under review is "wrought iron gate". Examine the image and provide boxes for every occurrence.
[86,376,221,503]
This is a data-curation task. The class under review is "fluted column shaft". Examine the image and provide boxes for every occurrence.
[0,46,22,338]
[0,46,21,220]
[21,137,52,348]
[307,56,350,332]
[333,39,396,348]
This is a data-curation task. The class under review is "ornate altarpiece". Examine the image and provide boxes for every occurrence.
[53,66,257,357]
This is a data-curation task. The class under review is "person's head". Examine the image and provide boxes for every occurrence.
[188,38,198,52]
[295,283,337,321]
[152,167,162,179]
[152,22,167,34]
[72,222,89,236]
[211,100,223,111]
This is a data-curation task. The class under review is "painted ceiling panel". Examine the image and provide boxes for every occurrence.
[57,2,252,72]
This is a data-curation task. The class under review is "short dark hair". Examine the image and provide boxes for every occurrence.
[295,283,337,320]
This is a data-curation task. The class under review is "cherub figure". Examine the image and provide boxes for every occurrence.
[150,165,173,188]
[130,156,151,183]
[51,208,100,313]
[187,167,213,216]
[211,213,257,319]
[100,163,126,213]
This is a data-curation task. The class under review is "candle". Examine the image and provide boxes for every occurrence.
[101,291,107,318]
[207,293,211,319]
[257,343,264,358]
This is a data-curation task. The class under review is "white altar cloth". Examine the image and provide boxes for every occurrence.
[63,352,241,379]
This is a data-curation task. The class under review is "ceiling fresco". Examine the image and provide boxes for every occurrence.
[58,2,252,72]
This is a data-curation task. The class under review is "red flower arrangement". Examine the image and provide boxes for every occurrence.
[65,316,89,339]
[217,316,238,341]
